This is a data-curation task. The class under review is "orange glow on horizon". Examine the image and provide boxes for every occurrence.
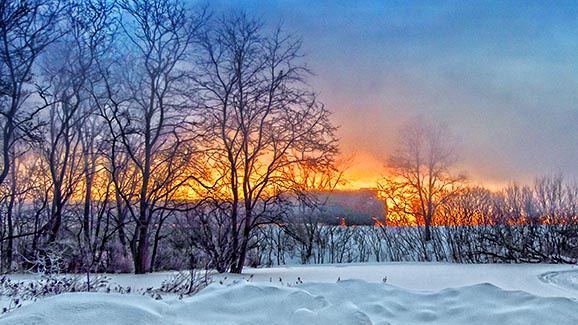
[339,152,383,190]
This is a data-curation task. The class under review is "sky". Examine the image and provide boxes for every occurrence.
[206,0,578,189]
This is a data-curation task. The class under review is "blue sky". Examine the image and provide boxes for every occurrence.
[204,1,578,187]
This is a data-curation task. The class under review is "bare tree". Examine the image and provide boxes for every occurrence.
[33,1,117,256]
[0,144,21,271]
[438,186,494,262]
[62,0,118,276]
[100,0,205,274]
[0,0,63,272]
[194,13,338,273]
[379,118,463,243]
[534,174,567,223]
[0,0,62,188]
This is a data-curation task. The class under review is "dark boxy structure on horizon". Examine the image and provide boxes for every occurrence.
[292,188,386,226]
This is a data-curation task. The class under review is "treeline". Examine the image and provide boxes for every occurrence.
[0,0,338,274]
[254,175,578,265]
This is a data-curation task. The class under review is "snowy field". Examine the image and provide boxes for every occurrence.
[1,263,578,324]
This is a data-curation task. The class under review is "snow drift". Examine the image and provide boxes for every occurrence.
[2,278,578,325]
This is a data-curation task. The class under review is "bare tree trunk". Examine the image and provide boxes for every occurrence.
[47,188,64,244]
[424,217,432,242]
[3,156,16,270]
[129,226,139,273]
[82,150,94,255]
[149,210,170,272]
[229,195,239,273]
[232,207,252,274]
[150,224,161,272]
[135,221,149,274]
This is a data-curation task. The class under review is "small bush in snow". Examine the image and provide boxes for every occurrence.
[159,269,213,296]
[0,274,110,314]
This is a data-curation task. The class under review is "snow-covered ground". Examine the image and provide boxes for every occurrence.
[1,262,578,324]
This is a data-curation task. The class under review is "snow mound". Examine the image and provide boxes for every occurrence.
[2,280,578,324]
[172,282,370,325]
[0,293,165,325]
[300,280,578,324]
